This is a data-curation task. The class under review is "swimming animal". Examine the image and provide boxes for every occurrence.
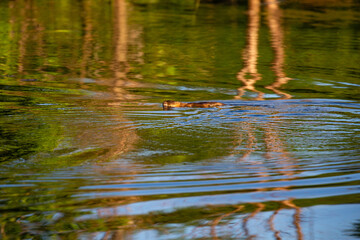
[163,100,224,109]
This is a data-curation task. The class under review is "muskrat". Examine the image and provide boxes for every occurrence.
[163,100,224,109]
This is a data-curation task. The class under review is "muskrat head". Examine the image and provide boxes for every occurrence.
[162,100,177,109]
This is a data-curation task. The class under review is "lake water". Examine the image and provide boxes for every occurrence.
[0,0,360,239]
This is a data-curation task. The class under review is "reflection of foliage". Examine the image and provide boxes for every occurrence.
[140,204,265,225]
[0,113,63,162]
[281,5,360,100]
[0,0,116,164]
[127,3,247,101]
[137,194,360,226]
[1,0,114,79]
[0,211,131,239]
[293,194,360,207]
[137,126,233,163]
[0,0,359,239]
[1,192,359,238]
[127,0,360,101]
[0,207,132,239]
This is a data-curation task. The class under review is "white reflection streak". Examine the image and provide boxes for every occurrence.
[236,0,264,100]
[265,0,292,99]
[75,185,359,221]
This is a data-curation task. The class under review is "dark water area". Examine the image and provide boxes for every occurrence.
[0,0,360,239]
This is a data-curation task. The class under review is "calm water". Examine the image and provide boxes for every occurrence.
[0,0,360,239]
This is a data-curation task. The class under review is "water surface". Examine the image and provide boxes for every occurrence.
[0,0,360,239]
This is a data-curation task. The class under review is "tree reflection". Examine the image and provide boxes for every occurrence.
[265,0,292,99]
[236,0,263,100]
[1,0,357,239]
[232,0,302,239]
[236,0,292,99]
[111,0,144,101]
[0,0,140,237]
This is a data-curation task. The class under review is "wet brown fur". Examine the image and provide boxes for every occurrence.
[163,100,224,109]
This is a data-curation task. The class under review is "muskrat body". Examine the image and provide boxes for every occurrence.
[163,100,224,109]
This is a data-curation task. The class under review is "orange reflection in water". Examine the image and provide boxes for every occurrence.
[265,0,292,99]
[229,0,302,239]
[236,0,292,100]
[111,0,145,101]
[236,0,263,100]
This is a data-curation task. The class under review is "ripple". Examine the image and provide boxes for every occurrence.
[77,185,360,220]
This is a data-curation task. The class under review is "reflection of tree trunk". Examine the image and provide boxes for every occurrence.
[283,199,304,240]
[265,0,292,99]
[114,0,128,81]
[17,0,30,75]
[232,0,301,237]
[242,203,265,238]
[268,209,282,240]
[262,117,303,238]
[80,0,93,80]
[69,0,138,160]
[263,120,294,165]
[211,206,244,240]
[240,122,257,161]
[236,0,263,100]
[7,1,16,74]
[111,0,144,101]
[263,119,303,239]
[263,1,299,236]
[0,223,6,239]
[77,0,141,227]
[110,229,127,240]
[237,0,291,100]
[12,0,45,77]
[112,0,129,100]
[232,110,303,238]
[32,1,45,73]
